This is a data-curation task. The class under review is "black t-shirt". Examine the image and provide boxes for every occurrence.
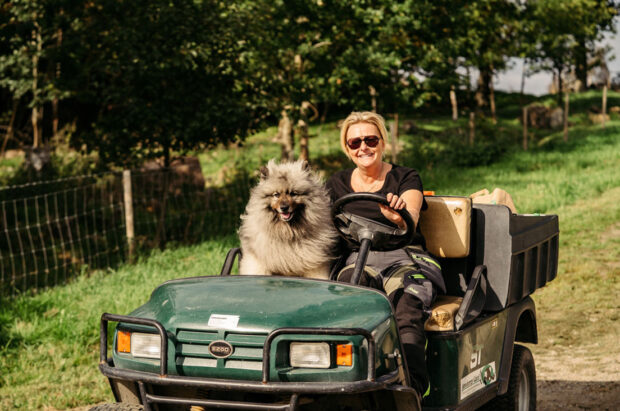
[326,163,426,229]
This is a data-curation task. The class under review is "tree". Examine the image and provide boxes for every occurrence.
[240,0,429,162]
[400,0,475,112]
[526,0,618,102]
[0,0,66,148]
[1,0,265,168]
[388,0,521,119]
[456,0,520,117]
[56,0,262,167]
[568,0,617,90]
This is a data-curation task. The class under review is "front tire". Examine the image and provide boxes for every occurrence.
[482,344,536,411]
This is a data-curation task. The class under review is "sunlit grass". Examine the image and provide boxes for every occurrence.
[0,154,23,184]
[532,186,620,355]
[0,236,238,409]
[423,121,620,212]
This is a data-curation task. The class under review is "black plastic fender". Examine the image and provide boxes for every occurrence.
[497,296,537,395]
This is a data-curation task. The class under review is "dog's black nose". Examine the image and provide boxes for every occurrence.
[279,204,289,212]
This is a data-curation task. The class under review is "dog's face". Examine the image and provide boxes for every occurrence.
[256,160,317,224]
[268,189,303,222]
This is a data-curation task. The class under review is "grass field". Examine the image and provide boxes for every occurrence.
[0,91,619,409]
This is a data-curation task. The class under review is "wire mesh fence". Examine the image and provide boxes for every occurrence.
[0,163,253,296]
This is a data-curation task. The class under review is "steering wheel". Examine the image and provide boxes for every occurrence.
[331,192,415,252]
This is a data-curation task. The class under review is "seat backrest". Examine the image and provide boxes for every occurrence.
[419,196,472,258]
[421,197,480,331]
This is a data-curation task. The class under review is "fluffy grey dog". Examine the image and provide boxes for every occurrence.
[239,159,338,279]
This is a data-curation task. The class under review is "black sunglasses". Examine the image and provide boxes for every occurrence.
[346,135,381,149]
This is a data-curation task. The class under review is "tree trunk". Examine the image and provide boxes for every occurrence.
[450,86,458,121]
[489,76,497,124]
[31,21,43,148]
[475,67,492,110]
[602,85,607,129]
[52,28,63,139]
[163,141,171,167]
[520,59,527,106]
[475,72,486,109]
[469,112,475,145]
[522,106,528,151]
[320,102,329,124]
[390,113,399,163]
[563,91,569,142]
[1,99,19,157]
[277,110,294,162]
[296,101,317,162]
[154,171,170,250]
[557,67,564,107]
[465,66,473,110]
[52,99,59,139]
[574,35,588,91]
[369,86,377,113]
[297,119,309,162]
[31,106,42,148]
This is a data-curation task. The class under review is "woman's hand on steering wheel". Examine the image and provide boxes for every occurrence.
[378,193,406,228]
[331,192,414,251]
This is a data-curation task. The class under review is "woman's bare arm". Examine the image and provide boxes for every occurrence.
[378,189,422,229]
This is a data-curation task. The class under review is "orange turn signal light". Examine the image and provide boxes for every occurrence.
[117,331,131,353]
[336,344,353,366]
[423,191,435,196]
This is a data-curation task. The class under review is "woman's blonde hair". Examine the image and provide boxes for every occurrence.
[339,111,389,158]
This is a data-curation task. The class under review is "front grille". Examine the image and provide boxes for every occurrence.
[175,330,266,372]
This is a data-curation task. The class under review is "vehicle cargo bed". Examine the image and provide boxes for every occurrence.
[472,204,559,311]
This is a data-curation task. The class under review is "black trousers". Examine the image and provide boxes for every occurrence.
[338,248,441,396]
[392,289,429,396]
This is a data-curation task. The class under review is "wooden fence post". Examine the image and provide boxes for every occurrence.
[523,106,528,151]
[123,170,135,261]
[563,91,570,142]
[390,113,399,163]
[602,85,608,129]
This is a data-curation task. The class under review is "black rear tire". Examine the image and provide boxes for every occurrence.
[480,344,536,411]
[89,404,144,411]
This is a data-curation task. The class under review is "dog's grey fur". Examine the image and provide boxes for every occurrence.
[239,159,338,279]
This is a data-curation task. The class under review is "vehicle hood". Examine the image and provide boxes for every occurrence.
[128,276,392,334]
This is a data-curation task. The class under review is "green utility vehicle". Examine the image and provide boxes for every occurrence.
[94,193,559,411]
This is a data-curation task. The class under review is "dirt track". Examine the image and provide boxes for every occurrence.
[537,380,620,411]
[535,349,620,411]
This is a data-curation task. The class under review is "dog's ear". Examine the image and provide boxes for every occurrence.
[259,166,269,180]
[301,160,310,171]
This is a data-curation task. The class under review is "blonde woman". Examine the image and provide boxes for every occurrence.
[326,111,445,398]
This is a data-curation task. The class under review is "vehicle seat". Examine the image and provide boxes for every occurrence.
[419,196,487,332]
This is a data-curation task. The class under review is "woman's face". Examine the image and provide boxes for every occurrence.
[346,122,384,170]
